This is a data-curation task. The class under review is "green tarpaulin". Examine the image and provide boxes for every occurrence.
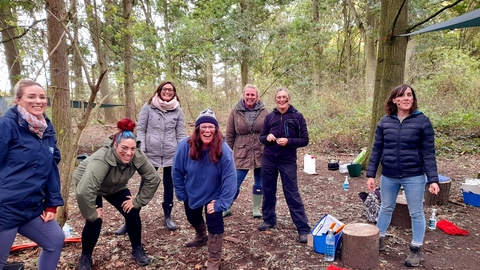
[401,8,480,36]
[1,96,123,116]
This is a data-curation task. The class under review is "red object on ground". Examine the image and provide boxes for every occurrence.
[437,219,469,236]
[10,237,81,252]
[326,265,349,270]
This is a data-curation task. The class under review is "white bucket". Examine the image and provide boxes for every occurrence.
[339,163,351,173]
[303,154,316,174]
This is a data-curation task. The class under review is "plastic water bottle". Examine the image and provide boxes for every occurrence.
[324,229,335,262]
[63,223,73,238]
[343,176,349,191]
[429,209,437,230]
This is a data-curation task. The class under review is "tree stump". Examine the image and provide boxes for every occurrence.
[391,195,412,229]
[424,179,452,205]
[341,223,379,269]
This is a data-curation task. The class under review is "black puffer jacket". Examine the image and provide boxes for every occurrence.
[259,105,309,162]
[366,111,439,184]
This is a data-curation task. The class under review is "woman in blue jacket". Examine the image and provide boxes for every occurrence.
[173,108,236,270]
[366,84,440,267]
[0,80,65,270]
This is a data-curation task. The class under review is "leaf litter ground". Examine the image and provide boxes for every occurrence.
[7,124,480,270]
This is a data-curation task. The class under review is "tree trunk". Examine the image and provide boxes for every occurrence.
[0,6,22,93]
[85,0,115,123]
[341,223,379,269]
[404,38,417,84]
[364,0,409,168]
[364,0,378,98]
[123,0,136,120]
[342,2,352,84]
[206,54,214,91]
[46,0,73,227]
[312,0,322,91]
[71,0,84,100]
[239,0,249,88]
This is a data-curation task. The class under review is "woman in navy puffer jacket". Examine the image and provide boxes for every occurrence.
[0,80,64,270]
[366,84,440,268]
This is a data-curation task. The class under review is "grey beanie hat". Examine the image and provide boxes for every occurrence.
[195,108,219,128]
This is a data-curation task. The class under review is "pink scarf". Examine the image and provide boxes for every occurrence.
[17,105,48,138]
[151,94,179,111]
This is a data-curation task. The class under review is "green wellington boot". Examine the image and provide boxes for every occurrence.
[252,194,262,218]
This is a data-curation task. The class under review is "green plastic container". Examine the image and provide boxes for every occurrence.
[347,163,362,177]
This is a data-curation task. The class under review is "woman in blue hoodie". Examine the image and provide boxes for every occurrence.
[0,80,64,270]
[366,84,440,267]
[173,108,236,270]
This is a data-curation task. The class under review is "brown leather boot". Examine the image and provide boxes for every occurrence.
[185,223,208,247]
[206,233,223,270]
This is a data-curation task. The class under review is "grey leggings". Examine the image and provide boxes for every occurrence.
[0,215,65,270]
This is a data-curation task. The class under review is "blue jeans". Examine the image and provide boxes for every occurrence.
[0,216,65,270]
[377,175,426,246]
[234,168,263,200]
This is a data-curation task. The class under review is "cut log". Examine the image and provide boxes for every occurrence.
[390,195,411,229]
[424,180,452,205]
[341,223,379,269]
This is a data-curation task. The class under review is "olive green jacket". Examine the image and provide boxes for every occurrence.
[74,145,160,222]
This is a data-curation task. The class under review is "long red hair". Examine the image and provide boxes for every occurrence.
[187,127,223,163]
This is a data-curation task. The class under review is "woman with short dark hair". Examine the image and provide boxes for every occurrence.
[366,84,440,267]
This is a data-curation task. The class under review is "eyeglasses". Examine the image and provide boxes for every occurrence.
[161,88,174,92]
[200,125,216,131]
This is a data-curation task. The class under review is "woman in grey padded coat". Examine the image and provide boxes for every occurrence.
[115,81,185,234]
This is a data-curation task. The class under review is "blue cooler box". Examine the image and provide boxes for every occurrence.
[311,214,344,258]
[463,191,480,207]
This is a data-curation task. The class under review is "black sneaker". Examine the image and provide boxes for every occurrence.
[258,222,275,231]
[298,234,308,244]
[132,246,151,266]
[77,254,92,270]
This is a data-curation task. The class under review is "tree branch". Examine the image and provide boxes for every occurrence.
[407,0,464,33]
[0,19,46,44]
[390,0,408,38]
[45,7,95,90]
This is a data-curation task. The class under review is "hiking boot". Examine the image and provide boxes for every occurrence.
[77,254,92,270]
[257,222,275,231]
[298,234,308,244]
[131,246,150,266]
[404,244,422,267]
[114,224,127,236]
[186,223,208,247]
[379,236,386,252]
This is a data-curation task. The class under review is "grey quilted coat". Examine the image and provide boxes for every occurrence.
[137,103,186,168]
[226,99,268,170]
